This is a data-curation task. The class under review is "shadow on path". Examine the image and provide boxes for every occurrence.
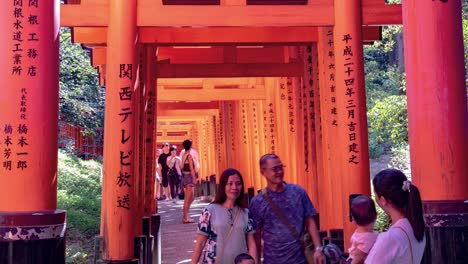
[159,198,210,264]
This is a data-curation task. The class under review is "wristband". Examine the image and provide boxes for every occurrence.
[315,246,323,252]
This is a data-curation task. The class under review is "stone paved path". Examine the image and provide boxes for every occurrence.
[158,198,210,264]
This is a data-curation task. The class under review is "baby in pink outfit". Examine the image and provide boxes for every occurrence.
[348,195,379,264]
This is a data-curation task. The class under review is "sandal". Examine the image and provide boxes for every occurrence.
[182,218,195,224]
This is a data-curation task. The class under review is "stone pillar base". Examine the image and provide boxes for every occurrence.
[0,210,66,264]
[422,200,468,264]
[97,260,139,264]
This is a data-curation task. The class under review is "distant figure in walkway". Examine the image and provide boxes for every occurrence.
[249,153,325,264]
[191,168,257,264]
[365,169,426,264]
[154,148,163,201]
[167,145,182,202]
[158,142,171,200]
[181,139,198,223]
[347,195,378,264]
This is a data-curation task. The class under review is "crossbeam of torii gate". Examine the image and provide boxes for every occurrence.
[1,0,467,264]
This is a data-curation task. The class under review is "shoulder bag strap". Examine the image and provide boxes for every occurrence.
[261,188,298,238]
[393,226,413,264]
[218,208,241,262]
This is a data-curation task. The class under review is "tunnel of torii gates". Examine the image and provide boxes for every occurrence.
[0,0,467,263]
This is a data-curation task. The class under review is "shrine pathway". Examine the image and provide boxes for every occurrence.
[159,197,210,264]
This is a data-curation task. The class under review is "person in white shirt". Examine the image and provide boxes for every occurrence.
[347,195,379,264]
[364,169,426,264]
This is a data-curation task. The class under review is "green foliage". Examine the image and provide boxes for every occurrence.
[373,199,390,233]
[368,95,408,149]
[60,27,104,137]
[364,23,408,156]
[368,131,385,159]
[365,63,406,108]
[65,239,89,264]
[57,150,102,235]
[389,144,411,174]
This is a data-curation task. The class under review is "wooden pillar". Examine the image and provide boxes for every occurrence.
[402,1,468,263]
[142,46,158,215]
[317,27,344,230]
[216,105,227,178]
[235,101,252,187]
[288,47,307,189]
[248,99,266,191]
[0,1,66,262]
[223,101,235,168]
[275,77,299,184]
[101,0,138,261]
[334,0,371,249]
[301,45,322,218]
[403,0,468,201]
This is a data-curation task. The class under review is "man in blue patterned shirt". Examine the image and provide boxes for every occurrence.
[249,153,325,264]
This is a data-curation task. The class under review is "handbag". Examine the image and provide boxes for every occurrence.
[261,188,313,263]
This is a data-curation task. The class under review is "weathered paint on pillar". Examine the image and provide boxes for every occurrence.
[0,0,59,212]
[334,0,371,249]
[403,0,468,200]
[101,0,138,260]
[317,27,344,230]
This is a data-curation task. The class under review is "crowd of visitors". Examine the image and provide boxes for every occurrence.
[155,143,425,264]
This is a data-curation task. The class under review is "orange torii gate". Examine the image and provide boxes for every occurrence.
[0,1,467,264]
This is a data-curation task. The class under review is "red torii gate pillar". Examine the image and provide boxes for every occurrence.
[0,0,66,263]
[334,0,371,249]
[403,1,468,262]
[100,0,139,262]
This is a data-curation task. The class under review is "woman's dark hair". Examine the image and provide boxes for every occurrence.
[212,168,246,208]
[373,169,425,241]
[169,145,177,152]
[234,253,254,264]
[182,139,192,151]
[350,195,377,226]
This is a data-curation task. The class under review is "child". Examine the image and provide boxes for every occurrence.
[234,253,255,264]
[348,195,379,264]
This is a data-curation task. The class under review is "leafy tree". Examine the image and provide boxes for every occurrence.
[368,95,408,147]
[59,27,104,137]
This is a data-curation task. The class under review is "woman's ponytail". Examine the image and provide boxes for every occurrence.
[406,184,425,242]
